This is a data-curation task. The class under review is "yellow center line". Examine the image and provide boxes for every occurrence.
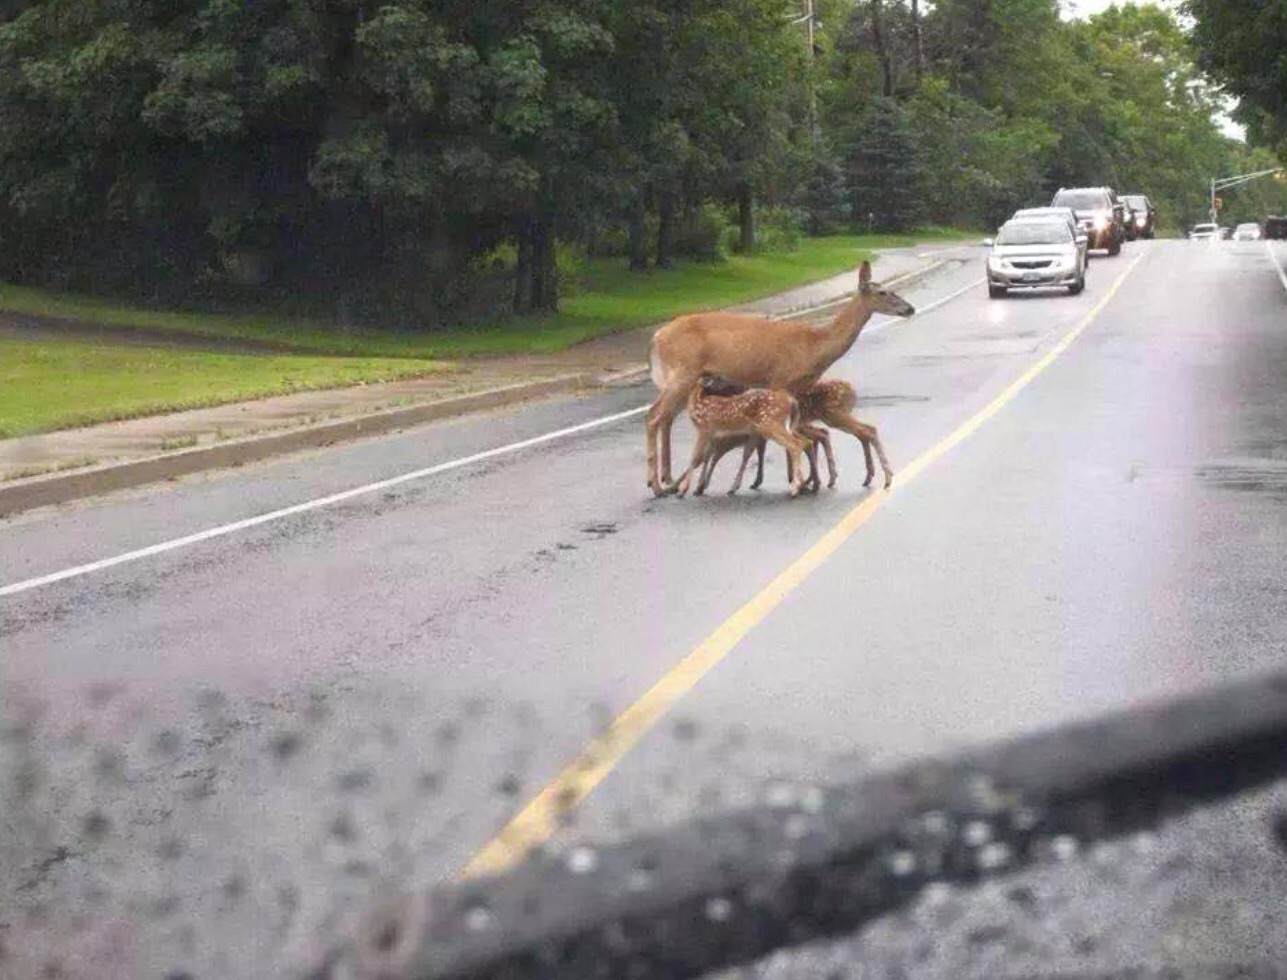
[461,254,1145,880]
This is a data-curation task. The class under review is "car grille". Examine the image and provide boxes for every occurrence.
[1011,260,1053,269]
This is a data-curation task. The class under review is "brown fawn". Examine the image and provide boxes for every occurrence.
[675,377,809,498]
[704,378,893,493]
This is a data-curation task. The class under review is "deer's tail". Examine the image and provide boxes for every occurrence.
[649,342,668,390]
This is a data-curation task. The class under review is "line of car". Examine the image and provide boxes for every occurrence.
[1188,221,1264,241]
[984,186,1154,299]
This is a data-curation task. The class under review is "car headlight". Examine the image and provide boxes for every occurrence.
[1135,217,1146,226]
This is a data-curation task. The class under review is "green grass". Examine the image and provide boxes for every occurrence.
[0,232,975,361]
[0,338,448,438]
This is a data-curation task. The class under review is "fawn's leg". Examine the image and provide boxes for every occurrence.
[699,436,741,496]
[833,415,893,489]
[798,423,831,493]
[728,438,760,494]
[675,431,709,498]
[756,423,807,497]
[749,439,767,490]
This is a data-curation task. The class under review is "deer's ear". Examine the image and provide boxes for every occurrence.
[858,261,872,291]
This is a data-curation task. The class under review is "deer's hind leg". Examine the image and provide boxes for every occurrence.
[675,431,710,498]
[756,422,809,498]
[832,415,892,489]
[698,436,744,496]
[798,423,832,493]
[728,437,763,495]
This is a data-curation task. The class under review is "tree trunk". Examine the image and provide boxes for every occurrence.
[529,217,558,313]
[737,182,756,253]
[627,199,648,272]
[513,219,533,315]
[871,0,893,97]
[911,0,923,83]
[655,191,675,269]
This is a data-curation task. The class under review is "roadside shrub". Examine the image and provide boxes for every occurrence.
[555,242,586,296]
[753,205,806,252]
[673,202,731,262]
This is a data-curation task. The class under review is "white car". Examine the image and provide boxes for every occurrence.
[1189,222,1219,241]
[1233,222,1262,241]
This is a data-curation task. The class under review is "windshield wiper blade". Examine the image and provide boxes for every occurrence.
[306,668,1287,980]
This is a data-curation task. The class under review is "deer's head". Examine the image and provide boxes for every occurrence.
[858,261,915,317]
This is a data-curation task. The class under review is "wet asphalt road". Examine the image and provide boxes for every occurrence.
[3,240,1287,978]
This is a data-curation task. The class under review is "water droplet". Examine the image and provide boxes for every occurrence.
[626,868,653,892]
[976,842,1012,870]
[1052,835,1079,861]
[923,882,953,907]
[464,904,495,931]
[705,897,734,922]
[963,820,992,846]
[921,810,949,835]
[567,846,598,874]
[764,782,797,808]
[889,850,917,877]
[1011,805,1041,832]
[783,813,811,840]
[801,787,825,814]
[1132,831,1158,855]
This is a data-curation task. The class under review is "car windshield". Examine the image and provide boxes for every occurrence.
[8,0,1287,976]
[1236,224,1259,232]
[998,221,1072,245]
[1053,190,1109,210]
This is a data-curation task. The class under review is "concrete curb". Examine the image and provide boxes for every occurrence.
[0,255,952,516]
[0,374,592,516]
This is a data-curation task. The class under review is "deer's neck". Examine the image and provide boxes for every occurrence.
[813,295,875,368]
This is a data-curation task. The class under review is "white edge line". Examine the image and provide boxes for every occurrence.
[1,269,985,600]
[1267,239,1287,294]
[0,406,647,598]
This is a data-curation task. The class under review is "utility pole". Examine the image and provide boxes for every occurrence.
[790,0,820,150]
[1209,166,1284,224]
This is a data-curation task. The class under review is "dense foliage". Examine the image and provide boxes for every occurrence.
[1187,0,1287,153]
[0,0,1280,325]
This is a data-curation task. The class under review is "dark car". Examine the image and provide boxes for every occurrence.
[1121,194,1156,239]
[1051,186,1126,255]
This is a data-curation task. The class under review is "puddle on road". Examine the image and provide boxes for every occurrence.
[1194,461,1287,497]
[857,394,931,407]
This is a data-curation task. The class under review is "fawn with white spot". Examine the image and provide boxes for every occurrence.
[675,376,810,498]
[704,378,893,493]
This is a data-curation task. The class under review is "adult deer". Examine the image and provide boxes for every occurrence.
[645,261,914,495]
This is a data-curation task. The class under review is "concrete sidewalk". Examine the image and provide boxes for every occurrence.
[0,246,954,510]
